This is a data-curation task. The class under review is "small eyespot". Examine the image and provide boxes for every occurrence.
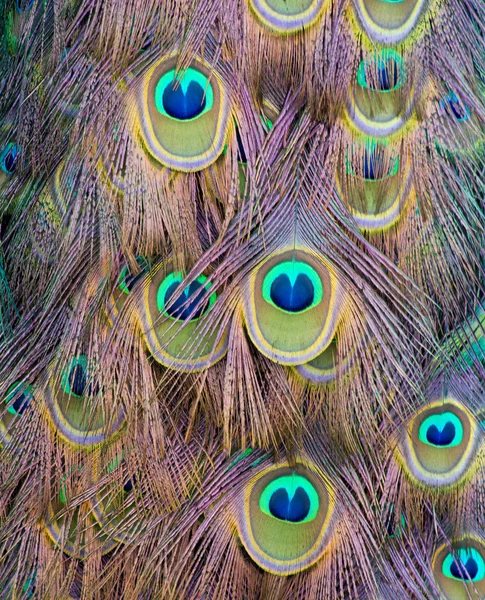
[440,92,470,122]
[5,381,33,416]
[357,50,405,92]
[262,261,323,314]
[118,256,149,295]
[0,143,21,175]
[61,356,99,397]
[16,0,34,13]
[157,272,216,321]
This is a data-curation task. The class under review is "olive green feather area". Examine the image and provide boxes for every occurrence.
[43,355,125,447]
[248,0,327,34]
[350,0,428,44]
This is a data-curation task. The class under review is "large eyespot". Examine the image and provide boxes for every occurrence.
[235,463,334,574]
[432,537,485,600]
[242,249,344,365]
[0,381,34,446]
[136,56,231,172]
[336,137,412,231]
[351,0,427,44]
[43,356,125,447]
[248,0,327,34]
[0,143,20,175]
[346,49,414,137]
[396,399,481,487]
[135,262,228,371]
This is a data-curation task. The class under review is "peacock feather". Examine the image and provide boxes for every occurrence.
[0,0,485,598]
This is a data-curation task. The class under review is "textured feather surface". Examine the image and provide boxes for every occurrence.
[0,0,485,598]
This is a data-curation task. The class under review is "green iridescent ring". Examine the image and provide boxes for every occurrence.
[418,412,464,448]
[156,272,217,320]
[357,49,406,92]
[5,381,33,416]
[154,69,214,121]
[259,473,320,524]
[60,355,89,397]
[262,261,324,314]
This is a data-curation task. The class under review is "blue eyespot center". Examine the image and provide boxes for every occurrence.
[154,68,214,122]
[426,421,455,446]
[270,273,314,313]
[268,486,310,522]
[62,357,99,397]
[262,261,324,314]
[441,92,470,122]
[16,0,34,13]
[357,50,404,93]
[123,476,135,493]
[259,472,320,524]
[162,80,206,120]
[157,272,216,321]
[418,412,463,448]
[450,556,478,580]
[442,548,485,582]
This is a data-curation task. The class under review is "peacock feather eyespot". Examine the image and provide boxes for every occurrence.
[433,537,485,600]
[135,262,229,370]
[346,49,415,137]
[118,257,150,296]
[242,249,344,365]
[5,381,33,416]
[357,50,405,93]
[351,0,428,44]
[157,272,216,321]
[261,261,323,314]
[396,398,482,487]
[248,0,327,33]
[0,143,20,176]
[235,463,334,575]
[0,381,34,446]
[44,355,125,447]
[441,92,471,123]
[60,355,98,398]
[136,55,231,172]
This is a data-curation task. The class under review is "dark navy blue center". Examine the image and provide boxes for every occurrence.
[16,0,34,12]
[165,280,208,320]
[123,270,145,292]
[11,391,31,415]
[361,147,385,180]
[367,59,399,91]
[445,98,468,121]
[450,557,478,580]
[426,422,455,446]
[123,475,136,493]
[235,126,247,163]
[268,486,310,523]
[163,81,206,120]
[69,365,99,397]
[270,273,314,312]
[3,147,19,174]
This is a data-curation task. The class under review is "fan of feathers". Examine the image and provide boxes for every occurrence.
[1,0,485,598]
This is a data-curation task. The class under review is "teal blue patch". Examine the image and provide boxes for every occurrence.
[442,547,485,582]
[357,49,406,93]
[418,412,463,447]
[259,473,319,524]
[262,261,323,314]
